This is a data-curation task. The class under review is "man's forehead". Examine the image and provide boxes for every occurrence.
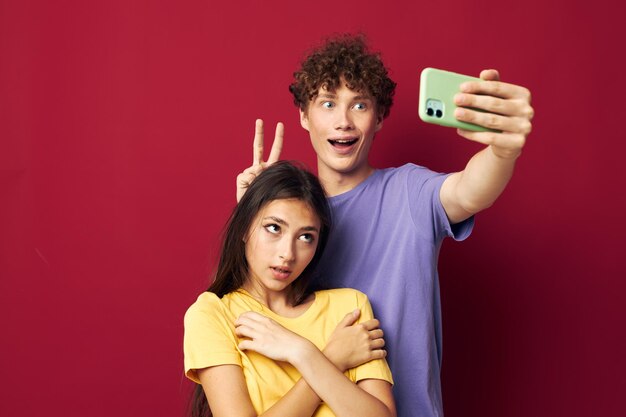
[316,83,373,100]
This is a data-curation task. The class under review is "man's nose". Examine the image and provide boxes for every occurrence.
[334,108,354,130]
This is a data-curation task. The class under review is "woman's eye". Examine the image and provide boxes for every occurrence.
[299,233,315,243]
[264,224,280,234]
[322,101,334,109]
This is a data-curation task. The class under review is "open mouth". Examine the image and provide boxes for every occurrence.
[328,138,358,148]
[271,266,292,279]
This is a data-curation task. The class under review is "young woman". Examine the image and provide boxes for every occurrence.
[184,161,396,417]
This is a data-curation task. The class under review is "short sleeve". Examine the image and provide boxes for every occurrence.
[349,292,394,385]
[405,164,474,242]
[183,292,242,383]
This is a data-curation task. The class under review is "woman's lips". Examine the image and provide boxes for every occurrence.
[271,266,291,280]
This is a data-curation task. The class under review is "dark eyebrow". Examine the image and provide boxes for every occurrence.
[316,92,372,102]
[264,216,288,226]
[263,216,319,232]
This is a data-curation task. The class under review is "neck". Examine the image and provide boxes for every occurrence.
[242,282,289,304]
[240,284,314,318]
[317,163,375,197]
[241,282,295,312]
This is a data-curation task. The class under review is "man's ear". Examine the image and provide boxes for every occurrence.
[299,108,310,131]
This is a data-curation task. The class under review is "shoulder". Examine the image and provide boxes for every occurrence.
[383,163,444,181]
[317,289,378,322]
[187,291,223,311]
[184,292,224,324]
[368,164,446,195]
[317,288,370,307]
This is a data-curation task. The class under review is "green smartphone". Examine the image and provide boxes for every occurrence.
[418,67,494,132]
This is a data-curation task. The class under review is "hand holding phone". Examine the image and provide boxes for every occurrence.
[418,68,496,132]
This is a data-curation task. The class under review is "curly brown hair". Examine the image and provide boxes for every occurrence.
[289,34,397,119]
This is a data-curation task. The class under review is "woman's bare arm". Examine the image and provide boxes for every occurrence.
[197,364,321,417]
[196,309,393,417]
[233,311,396,417]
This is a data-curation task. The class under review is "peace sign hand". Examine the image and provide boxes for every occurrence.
[236,119,284,202]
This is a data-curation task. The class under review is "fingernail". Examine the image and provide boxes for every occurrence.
[454,93,464,104]
[455,108,465,117]
[460,83,470,92]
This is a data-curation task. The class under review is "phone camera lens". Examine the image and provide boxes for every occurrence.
[435,110,443,118]
[426,108,434,116]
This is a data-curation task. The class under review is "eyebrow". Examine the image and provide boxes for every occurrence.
[263,216,319,232]
[316,92,373,101]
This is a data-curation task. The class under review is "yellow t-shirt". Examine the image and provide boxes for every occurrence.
[184,288,393,416]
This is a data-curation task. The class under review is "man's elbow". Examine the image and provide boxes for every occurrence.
[458,196,495,216]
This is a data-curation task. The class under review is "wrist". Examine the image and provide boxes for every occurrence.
[290,339,320,368]
[322,345,346,372]
[489,144,522,161]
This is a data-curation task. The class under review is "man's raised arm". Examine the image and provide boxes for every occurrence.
[440,69,534,224]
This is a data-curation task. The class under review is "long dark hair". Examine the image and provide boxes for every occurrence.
[190,161,332,417]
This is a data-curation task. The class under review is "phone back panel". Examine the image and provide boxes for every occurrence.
[418,67,492,132]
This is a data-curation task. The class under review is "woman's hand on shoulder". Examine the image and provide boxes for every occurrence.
[324,309,387,372]
[235,311,314,363]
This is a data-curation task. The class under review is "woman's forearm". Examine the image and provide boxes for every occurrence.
[257,378,320,417]
[291,343,395,417]
[258,343,367,417]
[199,364,321,417]
[233,311,394,417]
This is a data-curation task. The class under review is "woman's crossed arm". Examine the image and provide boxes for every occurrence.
[197,310,396,417]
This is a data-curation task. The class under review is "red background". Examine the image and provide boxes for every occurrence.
[1,1,624,416]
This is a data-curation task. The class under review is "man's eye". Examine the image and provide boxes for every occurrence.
[322,101,334,109]
[265,224,280,234]
[299,233,315,243]
[354,102,367,110]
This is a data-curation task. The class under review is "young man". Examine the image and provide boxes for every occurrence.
[236,35,533,417]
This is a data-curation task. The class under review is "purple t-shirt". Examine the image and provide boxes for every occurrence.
[314,163,473,417]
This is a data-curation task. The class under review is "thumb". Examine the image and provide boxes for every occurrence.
[338,309,361,328]
[480,69,500,81]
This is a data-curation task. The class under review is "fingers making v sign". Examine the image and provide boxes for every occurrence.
[236,119,284,202]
